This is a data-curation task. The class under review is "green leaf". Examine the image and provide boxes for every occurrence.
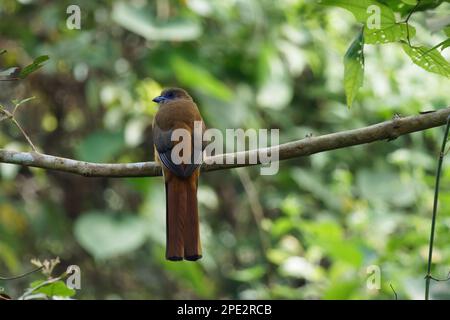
[442,39,450,50]
[112,2,202,41]
[75,130,124,162]
[411,39,450,61]
[30,280,45,288]
[402,43,450,78]
[364,23,415,44]
[32,280,75,298]
[344,31,365,107]
[401,0,418,5]
[416,38,450,57]
[321,0,396,24]
[428,38,450,52]
[444,26,450,37]
[0,49,6,56]
[322,0,414,44]
[74,211,148,259]
[171,55,232,101]
[19,55,49,79]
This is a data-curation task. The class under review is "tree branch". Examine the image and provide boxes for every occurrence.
[0,107,449,177]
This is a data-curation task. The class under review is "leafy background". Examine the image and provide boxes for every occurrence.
[0,0,450,299]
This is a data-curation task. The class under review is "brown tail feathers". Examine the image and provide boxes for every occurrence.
[165,171,201,261]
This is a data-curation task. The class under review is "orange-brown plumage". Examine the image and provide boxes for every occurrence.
[152,88,204,261]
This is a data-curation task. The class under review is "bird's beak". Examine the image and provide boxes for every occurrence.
[152,96,165,103]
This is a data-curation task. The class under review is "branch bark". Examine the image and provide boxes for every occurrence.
[0,107,449,177]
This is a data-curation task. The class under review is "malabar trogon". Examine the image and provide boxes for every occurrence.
[152,88,206,261]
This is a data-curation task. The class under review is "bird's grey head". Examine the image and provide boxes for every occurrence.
[152,88,192,104]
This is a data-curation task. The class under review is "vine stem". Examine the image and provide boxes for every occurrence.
[0,266,43,281]
[403,0,421,46]
[405,0,421,23]
[425,115,450,300]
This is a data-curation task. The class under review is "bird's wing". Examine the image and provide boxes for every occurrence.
[153,123,201,178]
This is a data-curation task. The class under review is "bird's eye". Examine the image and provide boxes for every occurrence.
[166,92,175,99]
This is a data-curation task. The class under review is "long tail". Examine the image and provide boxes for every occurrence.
[165,172,201,261]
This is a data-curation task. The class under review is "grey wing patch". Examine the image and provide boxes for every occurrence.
[153,124,202,178]
[153,125,174,154]
[158,151,188,177]
[159,151,200,178]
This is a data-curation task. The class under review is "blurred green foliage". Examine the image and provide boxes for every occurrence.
[0,0,450,299]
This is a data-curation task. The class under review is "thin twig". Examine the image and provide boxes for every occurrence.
[426,270,450,282]
[390,283,398,300]
[11,118,37,152]
[419,39,449,58]
[0,103,37,151]
[425,115,450,300]
[0,266,43,281]
[13,96,35,116]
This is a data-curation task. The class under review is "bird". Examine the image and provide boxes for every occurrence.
[152,88,206,261]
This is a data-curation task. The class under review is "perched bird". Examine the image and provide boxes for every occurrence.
[152,88,205,261]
